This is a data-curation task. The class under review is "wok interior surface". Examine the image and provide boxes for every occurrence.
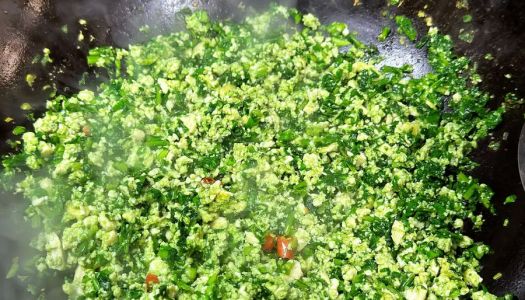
[1,0,525,298]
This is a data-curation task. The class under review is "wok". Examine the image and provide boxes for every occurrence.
[1,0,525,299]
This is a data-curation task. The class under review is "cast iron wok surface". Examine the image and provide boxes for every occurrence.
[1,0,525,299]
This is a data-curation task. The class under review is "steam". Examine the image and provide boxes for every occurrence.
[0,188,34,300]
[1,0,67,298]
[0,175,66,300]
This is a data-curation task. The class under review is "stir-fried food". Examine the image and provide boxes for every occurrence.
[2,6,506,299]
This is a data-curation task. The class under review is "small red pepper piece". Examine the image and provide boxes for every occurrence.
[201,177,216,184]
[145,273,159,287]
[262,234,275,252]
[276,236,294,259]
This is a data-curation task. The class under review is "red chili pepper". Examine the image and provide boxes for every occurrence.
[262,234,275,252]
[201,177,216,184]
[276,236,294,259]
[145,273,159,287]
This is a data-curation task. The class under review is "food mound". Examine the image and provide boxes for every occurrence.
[2,6,505,300]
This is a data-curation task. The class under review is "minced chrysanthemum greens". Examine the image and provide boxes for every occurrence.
[2,6,509,300]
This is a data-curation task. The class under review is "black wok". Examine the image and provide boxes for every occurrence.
[1,0,525,299]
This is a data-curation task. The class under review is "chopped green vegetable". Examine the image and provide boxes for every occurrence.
[1,6,506,299]
[456,0,469,9]
[78,31,84,42]
[377,26,391,42]
[41,48,53,65]
[12,126,26,135]
[488,140,501,151]
[493,272,503,280]
[20,103,32,111]
[459,28,475,43]
[139,25,151,33]
[6,257,19,279]
[504,195,517,204]
[463,14,473,23]
[25,74,36,87]
[388,0,402,6]
[395,15,418,41]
